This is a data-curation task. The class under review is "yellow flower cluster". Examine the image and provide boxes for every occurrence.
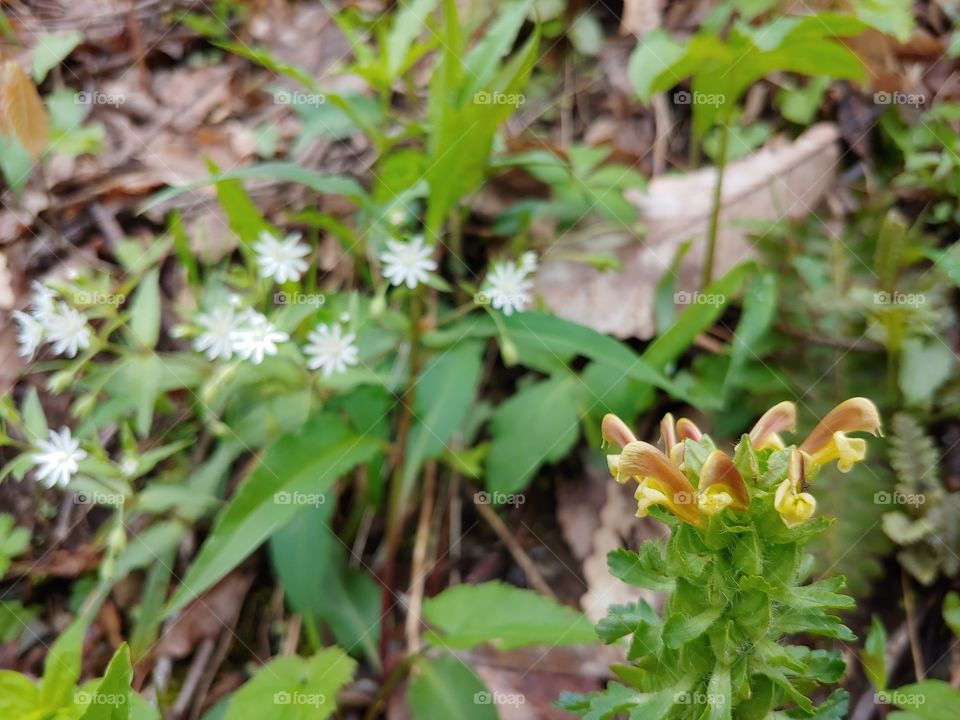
[602,398,882,529]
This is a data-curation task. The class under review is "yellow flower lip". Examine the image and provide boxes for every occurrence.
[698,450,748,512]
[749,401,797,450]
[619,441,702,525]
[775,448,817,528]
[799,398,882,473]
[602,413,637,449]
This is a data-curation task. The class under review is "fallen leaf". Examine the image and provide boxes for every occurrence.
[0,61,50,158]
[155,571,254,659]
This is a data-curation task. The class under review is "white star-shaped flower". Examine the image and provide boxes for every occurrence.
[483,259,535,316]
[44,303,92,358]
[12,310,44,359]
[193,305,243,361]
[304,323,359,377]
[380,236,437,289]
[230,311,288,365]
[31,427,87,488]
[253,231,311,284]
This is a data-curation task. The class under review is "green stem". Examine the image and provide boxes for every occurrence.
[702,122,730,288]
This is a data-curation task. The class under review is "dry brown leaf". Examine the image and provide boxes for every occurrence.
[535,122,841,339]
[155,572,254,659]
[580,480,668,622]
[0,61,50,158]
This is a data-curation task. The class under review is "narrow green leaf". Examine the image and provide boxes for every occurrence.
[79,644,132,720]
[125,268,161,350]
[165,414,380,616]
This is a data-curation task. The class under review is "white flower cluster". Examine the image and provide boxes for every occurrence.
[482,251,538,316]
[192,304,359,376]
[12,282,93,360]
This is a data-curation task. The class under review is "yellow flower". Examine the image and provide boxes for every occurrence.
[799,397,882,473]
[774,449,817,528]
[617,441,703,526]
[697,451,748,516]
[749,401,797,450]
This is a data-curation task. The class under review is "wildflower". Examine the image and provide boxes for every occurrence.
[659,413,703,465]
[380,235,437,289]
[31,427,86,488]
[12,310,44,359]
[749,400,797,450]
[774,449,817,528]
[304,323,359,377]
[230,312,288,365]
[29,281,58,320]
[193,305,243,361]
[483,258,535,316]
[520,251,538,273]
[253,230,311,284]
[799,397,882,472]
[44,303,92,358]
[697,451,748,516]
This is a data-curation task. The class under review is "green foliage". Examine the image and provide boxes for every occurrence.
[882,413,960,584]
[629,14,866,135]
[165,413,381,615]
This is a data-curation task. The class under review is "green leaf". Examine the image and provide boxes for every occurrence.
[31,31,82,83]
[944,591,960,638]
[21,386,47,440]
[401,342,484,507]
[702,663,731,720]
[485,376,580,494]
[855,0,914,42]
[40,617,86,710]
[860,616,887,691]
[607,544,675,592]
[140,163,367,214]
[628,29,687,100]
[422,581,596,649]
[642,262,754,372]
[424,0,538,235]
[386,0,438,78]
[899,338,954,407]
[269,505,381,670]
[223,648,357,720]
[663,606,723,648]
[0,671,40,716]
[165,414,380,616]
[79,643,132,720]
[407,656,497,720]
[723,272,776,394]
[888,680,960,720]
[125,268,161,350]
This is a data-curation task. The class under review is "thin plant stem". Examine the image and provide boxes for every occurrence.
[702,121,730,288]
